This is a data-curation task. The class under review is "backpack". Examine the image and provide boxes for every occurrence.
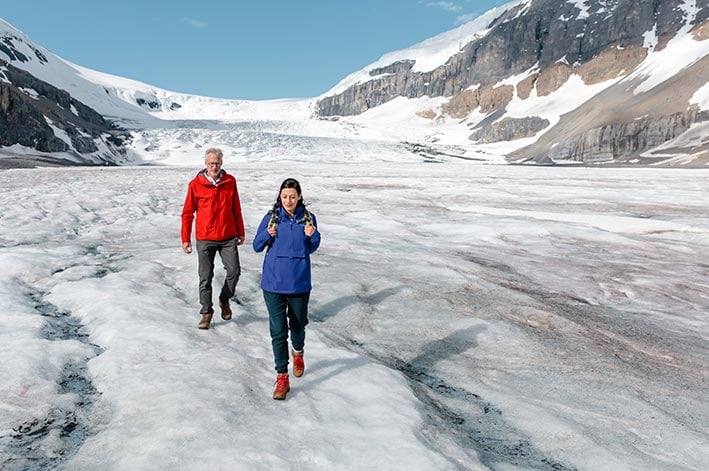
[266,207,313,251]
[268,207,313,229]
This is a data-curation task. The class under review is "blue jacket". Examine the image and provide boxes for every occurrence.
[253,206,321,294]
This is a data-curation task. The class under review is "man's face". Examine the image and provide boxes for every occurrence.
[205,153,222,179]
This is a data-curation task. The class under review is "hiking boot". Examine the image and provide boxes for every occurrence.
[198,312,213,329]
[292,349,305,377]
[219,298,232,320]
[272,373,290,400]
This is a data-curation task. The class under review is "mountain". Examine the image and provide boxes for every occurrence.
[0,19,149,165]
[317,0,709,166]
[0,19,315,166]
[1,1,708,167]
[0,18,188,128]
[0,18,314,125]
[0,58,134,166]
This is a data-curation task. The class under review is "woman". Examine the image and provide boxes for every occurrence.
[253,178,321,400]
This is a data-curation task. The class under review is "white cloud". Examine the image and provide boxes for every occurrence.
[183,18,207,28]
[455,13,478,25]
[427,1,463,12]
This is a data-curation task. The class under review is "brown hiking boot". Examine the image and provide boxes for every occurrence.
[272,373,290,400]
[198,312,213,329]
[219,298,232,320]
[292,349,304,377]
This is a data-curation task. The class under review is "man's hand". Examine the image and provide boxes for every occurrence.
[236,236,246,246]
[182,241,192,254]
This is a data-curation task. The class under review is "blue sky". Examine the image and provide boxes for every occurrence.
[2,0,506,100]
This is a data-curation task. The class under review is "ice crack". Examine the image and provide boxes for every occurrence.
[2,293,103,471]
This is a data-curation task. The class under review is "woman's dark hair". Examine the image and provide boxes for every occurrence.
[273,178,306,210]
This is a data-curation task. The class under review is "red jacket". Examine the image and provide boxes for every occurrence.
[181,170,245,243]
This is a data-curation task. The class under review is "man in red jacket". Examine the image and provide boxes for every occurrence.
[181,148,245,329]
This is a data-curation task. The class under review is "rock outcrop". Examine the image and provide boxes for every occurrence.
[470,116,550,143]
[0,59,130,163]
[532,109,709,163]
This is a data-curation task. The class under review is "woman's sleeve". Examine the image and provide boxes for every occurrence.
[308,214,321,254]
[252,214,273,253]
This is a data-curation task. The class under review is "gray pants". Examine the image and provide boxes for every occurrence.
[196,237,240,314]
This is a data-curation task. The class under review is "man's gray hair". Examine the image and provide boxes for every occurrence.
[204,148,224,161]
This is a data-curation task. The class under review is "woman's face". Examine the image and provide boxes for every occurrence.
[280,188,301,214]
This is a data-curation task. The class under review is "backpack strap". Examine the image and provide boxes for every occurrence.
[266,209,279,252]
[267,209,280,230]
[303,209,313,226]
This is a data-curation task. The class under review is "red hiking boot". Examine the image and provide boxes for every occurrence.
[272,373,290,400]
[292,349,305,378]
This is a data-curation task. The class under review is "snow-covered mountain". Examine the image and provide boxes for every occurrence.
[0,18,318,165]
[318,0,709,166]
[0,58,133,166]
[1,0,709,167]
[0,19,314,127]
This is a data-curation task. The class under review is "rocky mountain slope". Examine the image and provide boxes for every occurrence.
[0,19,141,165]
[0,59,130,165]
[317,0,709,166]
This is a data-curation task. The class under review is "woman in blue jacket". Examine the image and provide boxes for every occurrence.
[253,178,321,400]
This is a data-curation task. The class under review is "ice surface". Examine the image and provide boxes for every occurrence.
[1,143,708,470]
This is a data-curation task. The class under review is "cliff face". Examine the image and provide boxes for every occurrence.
[537,109,708,163]
[507,50,709,164]
[0,60,130,164]
[318,0,694,116]
[317,0,709,165]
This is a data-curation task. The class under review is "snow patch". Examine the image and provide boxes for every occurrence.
[568,0,590,19]
[690,82,709,110]
[44,116,73,147]
[19,87,40,99]
[626,1,707,94]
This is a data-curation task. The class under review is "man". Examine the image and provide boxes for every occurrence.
[181,148,245,329]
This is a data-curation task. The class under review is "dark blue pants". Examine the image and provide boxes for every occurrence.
[263,290,310,374]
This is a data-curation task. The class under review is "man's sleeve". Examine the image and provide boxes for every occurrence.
[181,182,196,243]
[233,181,245,237]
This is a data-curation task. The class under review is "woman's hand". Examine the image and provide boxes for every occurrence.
[304,224,316,237]
[268,226,277,237]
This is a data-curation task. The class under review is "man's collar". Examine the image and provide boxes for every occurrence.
[201,168,224,185]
